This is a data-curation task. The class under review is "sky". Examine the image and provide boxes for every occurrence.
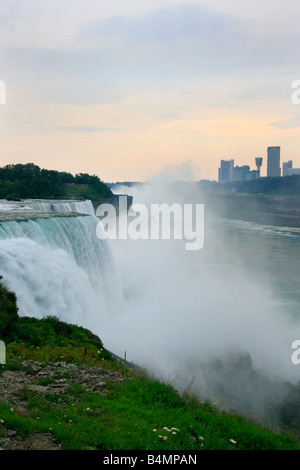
[0,0,300,182]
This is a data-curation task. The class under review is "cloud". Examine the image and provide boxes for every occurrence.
[57,125,123,133]
[80,4,300,72]
[269,115,300,130]
[2,4,299,109]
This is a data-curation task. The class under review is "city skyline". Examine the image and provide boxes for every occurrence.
[218,146,300,183]
[0,0,300,183]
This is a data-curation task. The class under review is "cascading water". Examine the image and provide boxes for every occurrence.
[0,199,95,215]
[0,203,122,332]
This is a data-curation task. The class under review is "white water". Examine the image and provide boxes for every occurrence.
[0,212,121,331]
[0,199,95,215]
[0,190,300,423]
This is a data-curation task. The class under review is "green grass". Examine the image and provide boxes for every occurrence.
[3,315,115,367]
[0,365,299,451]
[1,314,300,450]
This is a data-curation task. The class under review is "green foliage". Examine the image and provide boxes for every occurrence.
[1,374,299,451]
[6,315,101,348]
[0,162,112,201]
[4,315,114,365]
[65,183,111,201]
[0,278,113,366]
[0,277,19,340]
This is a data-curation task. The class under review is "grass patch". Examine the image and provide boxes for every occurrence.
[0,370,299,451]
[0,311,299,451]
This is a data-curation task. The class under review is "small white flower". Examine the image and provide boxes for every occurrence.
[230,439,237,444]
[199,436,204,441]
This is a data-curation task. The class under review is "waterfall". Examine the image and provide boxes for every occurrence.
[0,199,95,215]
[0,207,122,332]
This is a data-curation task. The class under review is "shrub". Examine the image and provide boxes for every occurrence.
[0,277,19,340]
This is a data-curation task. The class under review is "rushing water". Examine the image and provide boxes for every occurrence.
[0,199,95,215]
[0,193,300,426]
[0,209,121,331]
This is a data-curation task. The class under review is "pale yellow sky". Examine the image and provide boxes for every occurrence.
[1,0,300,182]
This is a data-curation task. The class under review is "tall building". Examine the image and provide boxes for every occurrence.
[255,157,263,177]
[267,147,281,177]
[218,159,234,183]
[282,161,293,177]
[232,165,250,181]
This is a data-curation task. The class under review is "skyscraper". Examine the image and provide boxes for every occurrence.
[218,159,234,183]
[267,147,281,177]
[282,160,293,177]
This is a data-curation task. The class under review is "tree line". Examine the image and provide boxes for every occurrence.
[0,163,112,201]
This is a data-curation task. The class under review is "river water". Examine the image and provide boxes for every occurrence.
[217,219,300,320]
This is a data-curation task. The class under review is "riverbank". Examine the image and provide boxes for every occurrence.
[205,192,300,228]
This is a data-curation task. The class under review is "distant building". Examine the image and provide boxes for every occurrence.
[218,159,234,183]
[267,146,281,177]
[255,157,263,177]
[245,170,260,181]
[232,165,250,181]
[282,161,293,177]
[287,167,300,176]
[218,159,260,182]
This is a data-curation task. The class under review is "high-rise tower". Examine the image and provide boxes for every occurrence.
[255,157,263,177]
[218,159,234,183]
[267,147,281,177]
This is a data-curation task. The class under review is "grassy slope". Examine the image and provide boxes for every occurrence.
[0,316,299,451]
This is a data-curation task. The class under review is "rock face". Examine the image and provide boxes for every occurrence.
[0,360,128,450]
